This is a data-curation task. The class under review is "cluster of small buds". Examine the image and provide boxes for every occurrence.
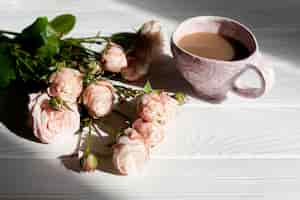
[112,91,178,175]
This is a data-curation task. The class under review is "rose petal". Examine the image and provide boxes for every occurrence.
[29,92,80,143]
[48,68,83,103]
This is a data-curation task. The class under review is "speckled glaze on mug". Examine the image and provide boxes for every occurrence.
[171,16,274,101]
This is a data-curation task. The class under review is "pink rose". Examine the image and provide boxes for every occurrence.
[137,20,164,63]
[112,128,149,175]
[138,92,178,124]
[132,118,164,147]
[28,92,80,144]
[48,68,83,102]
[82,81,114,118]
[121,20,163,81]
[102,42,127,73]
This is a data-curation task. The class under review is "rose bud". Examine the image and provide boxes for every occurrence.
[112,128,149,175]
[132,118,164,147]
[28,92,80,144]
[80,153,98,172]
[121,20,163,82]
[101,42,127,73]
[48,68,83,103]
[82,81,115,118]
[137,20,164,63]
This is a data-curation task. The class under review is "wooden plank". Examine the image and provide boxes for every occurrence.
[0,158,299,199]
[0,0,300,199]
[0,106,300,158]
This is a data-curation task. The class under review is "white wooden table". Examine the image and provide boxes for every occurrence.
[1,0,300,199]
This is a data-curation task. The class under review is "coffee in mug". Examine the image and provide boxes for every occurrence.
[177,32,250,61]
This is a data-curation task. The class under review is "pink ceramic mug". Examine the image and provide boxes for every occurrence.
[171,16,274,101]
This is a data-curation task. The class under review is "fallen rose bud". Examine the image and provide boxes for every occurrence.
[80,153,98,172]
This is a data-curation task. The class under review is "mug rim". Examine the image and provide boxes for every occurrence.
[171,16,259,64]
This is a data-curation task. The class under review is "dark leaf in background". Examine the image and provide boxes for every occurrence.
[0,35,13,43]
[17,17,53,50]
[110,32,137,52]
[0,45,16,88]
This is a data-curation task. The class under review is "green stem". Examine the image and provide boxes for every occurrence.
[84,119,93,156]
[74,128,83,154]
[114,85,145,99]
[66,36,109,44]
[75,36,110,41]
[74,43,99,55]
[79,40,103,45]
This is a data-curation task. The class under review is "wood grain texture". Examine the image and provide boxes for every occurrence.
[1,107,300,159]
[0,0,300,199]
[0,158,300,200]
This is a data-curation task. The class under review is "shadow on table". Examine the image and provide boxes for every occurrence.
[0,86,39,143]
[59,153,119,175]
[149,54,195,95]
[0,86,122,175]
[117,0,300,64]
[116,0,300,27]
[126,54,196,97]
[0,90,121,199]
[0,89,121,200]
[130,54,230,103]
[59,133,121,175]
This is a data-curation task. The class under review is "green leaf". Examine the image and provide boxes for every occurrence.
[0,47,16,88]
[175,92,186,105]
[18,17,53,50]
[36,36,60,58]
[17,16,58,56]
[49,97,60,110]
[143,80,153,93]
[50,14,76,37]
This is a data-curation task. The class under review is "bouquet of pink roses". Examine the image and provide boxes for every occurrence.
[0,14,185,175]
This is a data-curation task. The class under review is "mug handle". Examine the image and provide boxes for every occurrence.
[231,58,275,98]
